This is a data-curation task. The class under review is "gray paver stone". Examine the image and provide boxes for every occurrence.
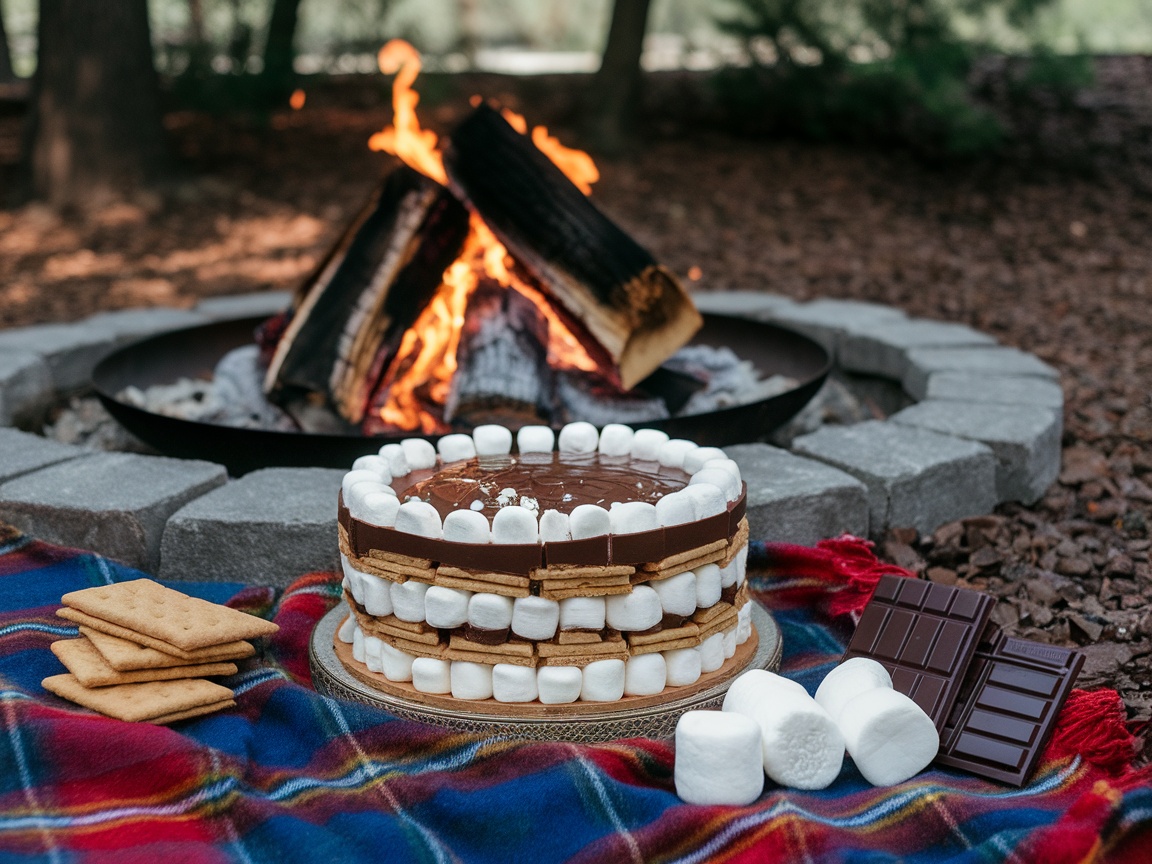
[903,347,1058,400]
[195,291,292,320]
[0,321,120,392]
[766,300,907,354]
[86,307,210,341]
[0,350,53,425]
[690,291,799,321]
[725,443,869,544]
[792,420,997,536]
[0,453,226,571]
[161,467,344,587]
[890,400,1062,505]
[0,428,89,484]
[923,373,1064,411]
[839,319,997,379]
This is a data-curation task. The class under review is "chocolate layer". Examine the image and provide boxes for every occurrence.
[459,624,511,645]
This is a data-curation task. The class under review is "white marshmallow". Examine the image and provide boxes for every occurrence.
[569,504,610,539]
[352,627,365,664]
[411,657,451,694]
[394,500,442,538]
[684,483,728,518]
[838,688,939,786]
[337,614,356,644]
[723,629,737,659]
[655,491,696,526]
[597,423,635,456]
[362,574,394,617]
[537,666,582,704]
[703,458,742,486]
[736,602,753,644]
[658,438,698,468]
[400,438,437,470]
[364,636,383,673]
[380,642,414,682]
[511,596,560,641]
[649,570,697,616]
[473,424,513,456]
[735,544,749,587]
[558,421,598,454]
[443,509,492,544]
[814,658,894,725]
[437,433,476,463]
[630,428,669,461]
[468,593,514,630]
[682,447,727,475]
[559,596,606,631]
[356,491,400,528]
[624,653,667,696]
[690,468,741,503]
[390,580,429,622]
[377,443,412,478]
[342,469,385,501]
[694,563,723,608]
[722,669,809,717]
[516,425,555,453]
[700,633,726,673]
[492,664,538,703]
[751,691,845,790]
[342,557,366,605]
[609,501,659,535]
[665,647,702,686]
[675,711,765,806]
[491,506,539,544]
[539,509,571,542]
[580,658,626,702]
[605,585,662,632]
[719,557,739,588]
[352,455,393,483]
[450,661,493,700]
[424,586,472,629]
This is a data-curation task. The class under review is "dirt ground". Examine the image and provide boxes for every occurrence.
[1,80,1150,761]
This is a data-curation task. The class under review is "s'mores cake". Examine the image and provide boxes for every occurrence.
[334,422,754,705]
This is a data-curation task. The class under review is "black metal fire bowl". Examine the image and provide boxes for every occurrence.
[92,313,830,476]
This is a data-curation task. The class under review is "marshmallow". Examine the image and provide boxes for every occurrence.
[351,455,393,482]
[605,585,662,632]
[352,627,365,663]
[337,614,356,644]
[473,424,513,456]
[380,642,414,682]
[537,666,582,704]
[377,443,412,478]
[580,659,626,702]
[362,573,394,617]
[682,447,727,475]
[658,438,698,468]
[400,438,438,470]
[511,596,560,641]
[624,653,667,696]
[665,647,702,686]
[597,423,635,456]
[700,633,725,673]
[390,580,429,622]
[630,428,669,461]
[342,469,385,501]
[734,544,748,587]
[690,468,741,503]
[516,425,555,453]
[703,458,742,485]
[450,661,493,700]
[736,602,753,644]
[723,629,737,659]
[363,636,383,673]
[649,569,697,616]
[838,688,939,786]
[719,556,739,588]
[492,664,539,703]
[569,504,610,539]
[355,491,400,527]
[684,483,728,519]
[609,501,659,535]
[559,596,606,631]
[443,509,492,544]
[342,556,366,604]
[468,593,514,630]
[424,586,472,629]
[411,657,452,694]
[814,658,893,725]
[722,669,809,717]
[394,500,442,538]
[492,506,539,544]
[674,711,765,806]
[539,509,571,542]
[558,421,598,454]
[751,691,845,790]
[694,563,723,608]
[437,433,476,463]
[655,491,696,526]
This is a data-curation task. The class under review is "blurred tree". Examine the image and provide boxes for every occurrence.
[0,0,14,82]
[25,0,168,209]
[583,0,653,153]
[261,0,301,102]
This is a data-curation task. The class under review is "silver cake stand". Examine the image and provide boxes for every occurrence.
[310,602,782,742]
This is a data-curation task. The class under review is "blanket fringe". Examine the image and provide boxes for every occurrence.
[818,536,914,618]
[1043,688,1137,777]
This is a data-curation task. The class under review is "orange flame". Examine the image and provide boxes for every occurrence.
[368,40,447,186]
[289,89,306,110]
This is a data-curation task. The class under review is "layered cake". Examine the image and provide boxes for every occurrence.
[334,421,754,706]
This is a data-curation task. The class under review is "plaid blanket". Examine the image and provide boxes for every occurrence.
[0,526,1148,863]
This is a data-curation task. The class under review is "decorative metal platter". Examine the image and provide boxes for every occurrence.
[309,601,782,742]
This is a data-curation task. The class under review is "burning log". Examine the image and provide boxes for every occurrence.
[442,104,703,391]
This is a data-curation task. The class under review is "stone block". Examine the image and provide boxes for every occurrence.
[890,400,1062,505]
[0,453,226,571]
[793,421,997,537]
[161,467,343,587]
[725,443,869,544]
[839,319,997,379]
[0,428,89,484]
[195,291,292,320]
[766,299,907,354]
[923,373,1064,411]
[86,307,209,342]
[0,321,119,393]
[690,291,799,321]
[0,350,53,425]
[903,347,1058,401]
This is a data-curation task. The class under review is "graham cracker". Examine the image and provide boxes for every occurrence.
[61,579,278,652]
[694,606,739,641]
[351,604,441,645]
[445,636,536,667]
[638,539,727,572]
[434,572,530,598]
[539,583,634,601]
[720,520,750,567]
[536,573,632,590]
[339,524,434,568]
[625,622,701,647]
[148,700,237,725]
[41,674,234,723]
[80,626,255,670]
[537,635,628,666]
[437,566,530,589]
[531,564,635,579]
[51,638,238,688]
[556,630,606,644]
[634,546,727,582]
[692,601,735,625]
[628,635,701,655]
[58,608,254,662]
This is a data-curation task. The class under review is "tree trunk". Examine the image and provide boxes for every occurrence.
[583,0,653,154]
[25,0,168,210]
[261,0,301,104]
[0,0,16,83]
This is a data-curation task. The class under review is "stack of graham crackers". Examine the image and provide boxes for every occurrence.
[42,579,279,724]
